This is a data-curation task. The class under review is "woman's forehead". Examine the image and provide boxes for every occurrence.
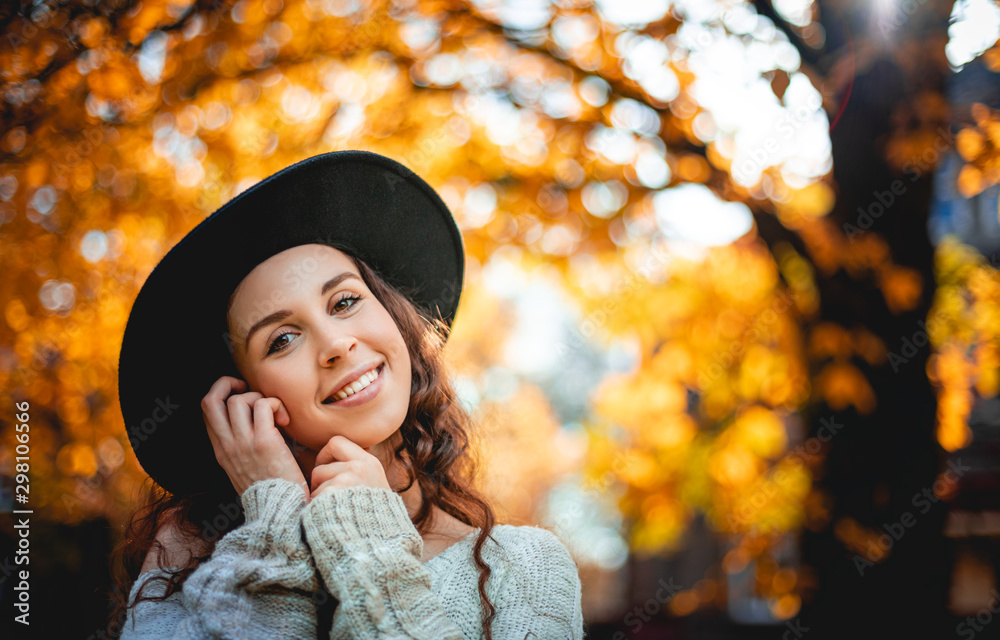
[228,245,360,320]
[260,243,350,270]
[242,245,354,288]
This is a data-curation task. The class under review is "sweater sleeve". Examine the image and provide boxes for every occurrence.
[119,478,321,640]
[487,527,585,640]
[301,485,465,639]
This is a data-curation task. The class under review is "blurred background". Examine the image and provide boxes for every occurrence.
[2,0,1000,638]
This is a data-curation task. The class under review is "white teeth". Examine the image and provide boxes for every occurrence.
[329,367,379,402]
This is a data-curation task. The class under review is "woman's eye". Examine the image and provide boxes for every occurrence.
[264,294,363,356]
[267,332,293,354]
[333,293,362,313]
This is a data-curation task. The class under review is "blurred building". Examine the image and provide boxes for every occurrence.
[927,54,1000,623]
[929,56,1000,258]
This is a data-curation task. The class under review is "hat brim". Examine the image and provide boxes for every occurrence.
[117,150,464,498]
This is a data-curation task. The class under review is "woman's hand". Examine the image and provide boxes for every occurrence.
[201,376,309,500]
[310,435,392,500]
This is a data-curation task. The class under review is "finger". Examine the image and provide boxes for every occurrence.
[273,399,290,428]
[201,377,249,442]
[315,435,368,467]
[310,461,353,488]
[226,392,264,443]
[251,397,285,445]
[204,376,247,403]
[310,478,335,499]
[311,475,351,499]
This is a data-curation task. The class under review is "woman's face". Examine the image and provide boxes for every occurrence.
[226,244,412,459]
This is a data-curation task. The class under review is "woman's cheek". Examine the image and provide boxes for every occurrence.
[390,334,411,373]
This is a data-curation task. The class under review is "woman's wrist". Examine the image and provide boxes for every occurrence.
[301,485,421,562]
[189,477,319,597]
[238,478,311,559]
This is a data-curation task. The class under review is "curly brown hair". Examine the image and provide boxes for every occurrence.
[107,247,499,639]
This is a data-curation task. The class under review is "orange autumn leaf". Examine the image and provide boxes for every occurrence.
[815,361,876,415]
[879,265,923,314]
[957,164,984,198]
[956,127,986,162]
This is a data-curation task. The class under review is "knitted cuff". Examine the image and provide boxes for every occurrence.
[238,478,310,557]
[301,485,422,565]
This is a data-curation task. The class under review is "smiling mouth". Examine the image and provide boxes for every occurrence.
[323,363,384,404]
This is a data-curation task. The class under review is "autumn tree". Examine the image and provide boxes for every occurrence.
[1,0,996,637]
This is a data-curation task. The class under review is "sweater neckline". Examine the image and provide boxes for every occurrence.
[424,527,481,566]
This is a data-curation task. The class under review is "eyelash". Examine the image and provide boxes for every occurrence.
[265,292,364,355]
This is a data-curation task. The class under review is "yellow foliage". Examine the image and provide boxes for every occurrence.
[985,46,1000,72]
[773,241,820,318]
[643,414,698,450]
[958,164,985,198]
[815,361,876,415]
[807,323,852,360]
[0,5,929,619]
[777,181,835,224]
[5,299,30,332]
[710,445,760,486]
[87,59,142,101]
[650,342,694,380]
[618,450,663,490]
[594,374,687,425]
[731,406,788,459]
[675,154,711,183]
[928,237,1000,451]
[78,17,108,49]
[475,382,576,524]
[56,442,98,477]
[878,265,923,314]
[851,328,888,366]
[957,128,986,161]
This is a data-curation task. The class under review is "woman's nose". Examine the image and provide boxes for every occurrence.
[318,327,357,365]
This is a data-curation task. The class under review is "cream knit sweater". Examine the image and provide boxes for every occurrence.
[119,478,584,639]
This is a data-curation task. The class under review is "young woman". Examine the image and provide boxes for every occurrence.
[109,151,584,639]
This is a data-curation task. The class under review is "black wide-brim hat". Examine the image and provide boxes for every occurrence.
[117,150,464,498]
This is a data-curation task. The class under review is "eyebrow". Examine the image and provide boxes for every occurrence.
[242,272,363,353]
